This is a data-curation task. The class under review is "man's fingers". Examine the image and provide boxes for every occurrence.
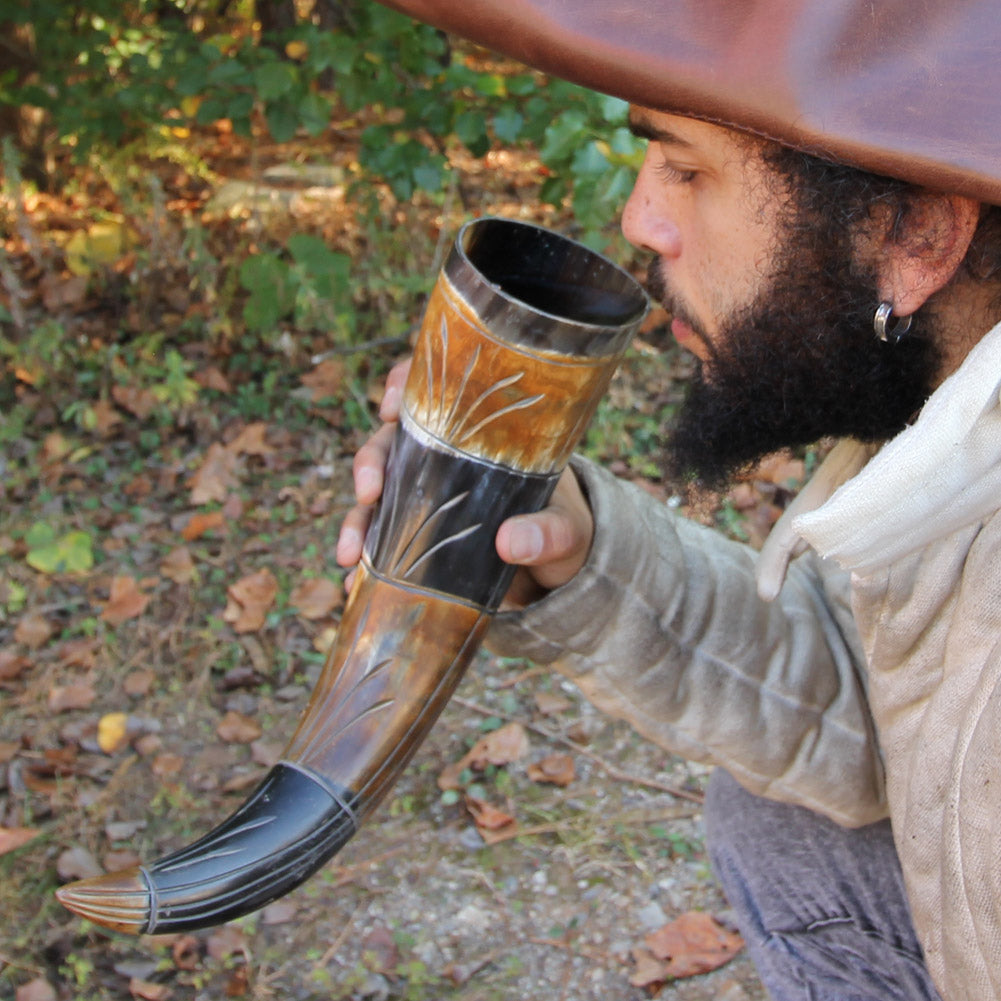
[378,359,411,422]
[336,503,373,568]
[495,468,594,595]
[352,422,395,505]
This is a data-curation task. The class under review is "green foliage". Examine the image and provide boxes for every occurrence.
[238,234,353,337]
[4,1,642,237]
[24,522,95,574]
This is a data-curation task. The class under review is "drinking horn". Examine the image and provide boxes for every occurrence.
[56,217,648,935]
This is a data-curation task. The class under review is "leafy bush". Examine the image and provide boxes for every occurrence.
[2,1,642,238]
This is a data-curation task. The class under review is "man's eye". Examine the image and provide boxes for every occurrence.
[655,161,697,184]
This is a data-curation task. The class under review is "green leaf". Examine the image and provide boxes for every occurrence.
[240,253,296,331]
[298,92,331,136]
[254,61,297,101]
[572,140,610,178]
[264,100,299,143]
[492,107,524,144]
[540,109,589,164]
[25,522,56,551]
[25,526,93,575]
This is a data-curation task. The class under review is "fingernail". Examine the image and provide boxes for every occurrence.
[508,522,543,562]
[356,467,380,500]
[381,384,401,418]
[337,527,362,562]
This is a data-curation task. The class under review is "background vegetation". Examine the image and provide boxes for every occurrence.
[0,4,786,998]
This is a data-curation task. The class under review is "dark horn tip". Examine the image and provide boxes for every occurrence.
[55,866,151,935]
[58,763,359,936]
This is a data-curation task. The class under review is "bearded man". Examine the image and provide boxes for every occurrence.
[338,3,1001,998]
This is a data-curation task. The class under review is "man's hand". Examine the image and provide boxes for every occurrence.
[335,360,595,605]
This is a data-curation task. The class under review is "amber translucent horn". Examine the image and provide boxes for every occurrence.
[56,217,648,935]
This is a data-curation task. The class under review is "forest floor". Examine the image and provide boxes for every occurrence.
[0,102,815,1001]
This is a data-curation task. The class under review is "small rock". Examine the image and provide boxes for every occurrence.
[637,901,668,930]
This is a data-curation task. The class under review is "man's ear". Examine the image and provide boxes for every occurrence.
[877,194,981,316]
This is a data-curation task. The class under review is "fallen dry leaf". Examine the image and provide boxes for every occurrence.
[527,752,575,787]
[0,826,42,856]
[112,383,158,419]
[639,911,744,981]
[101,576,152,626]
[359,923,399,976]
[206,925,248,961]
[0,649,30,680]
[189,442,239,504]
[49,681,97,712]
[223,568,278,633]
[216,710,262,744]
[151,752,185,777]
[194,365,232,392]
[14,612,53,649]
[227,421,273,457]
[300,358,346,401]
[465,796,516,833]
[534,691,572,715]
[41,432,71,463]
[289,577,342,619]
[438,721,530,791]
[97,711,130,753]
[15,978,57,1001]
[58,637,98,669]
[629,946,670,989]
[91,397,123,436]
[180,510,225,542]
[129,978,172,1001]
[171,935,202,971]
[161,545,198,581]
[464,722,530,769]
[124,668,155,697]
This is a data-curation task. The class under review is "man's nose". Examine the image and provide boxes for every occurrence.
[621,156,682,259]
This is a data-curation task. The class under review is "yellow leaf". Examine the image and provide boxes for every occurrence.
[180,95,202,118]
[65,220,128,277]
[285,39,309,59]
[97,712,130,754]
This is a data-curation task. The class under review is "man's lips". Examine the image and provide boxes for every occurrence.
[671,316,709,360]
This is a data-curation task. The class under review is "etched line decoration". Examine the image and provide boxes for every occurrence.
[405,273,620,474]
[421,310,546,448]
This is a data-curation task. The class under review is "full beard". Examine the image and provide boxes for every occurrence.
[650,239,942,491]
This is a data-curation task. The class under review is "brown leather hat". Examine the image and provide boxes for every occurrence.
[379,0,1001,205]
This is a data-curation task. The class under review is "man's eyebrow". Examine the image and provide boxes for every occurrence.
[627,114,695,149]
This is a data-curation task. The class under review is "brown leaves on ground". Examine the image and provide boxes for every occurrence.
[101,575,153,626]
[437,721,530,791]
[526,752,575,787]
[14,612,53,649]
[188,421,273,505]
[630,911,744,989]
[216,710,263,744]
[300,358,346,401]
[0,826,42,856]
[289,576,343,619]
[223,568,277,633]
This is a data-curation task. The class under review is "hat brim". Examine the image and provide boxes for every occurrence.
[380,0,1001,205]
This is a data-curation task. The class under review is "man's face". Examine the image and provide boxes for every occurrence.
[622,108,939,488]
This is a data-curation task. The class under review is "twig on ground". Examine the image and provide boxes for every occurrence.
[452,695,705,805]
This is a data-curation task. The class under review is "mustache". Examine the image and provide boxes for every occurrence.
[644,261,712,355]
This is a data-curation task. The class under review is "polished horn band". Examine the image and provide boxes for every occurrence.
[56,217,648,935]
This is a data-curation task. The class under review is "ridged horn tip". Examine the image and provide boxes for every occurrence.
[56,866,151,935]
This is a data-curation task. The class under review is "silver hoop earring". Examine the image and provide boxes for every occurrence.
[874,301,913,343]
